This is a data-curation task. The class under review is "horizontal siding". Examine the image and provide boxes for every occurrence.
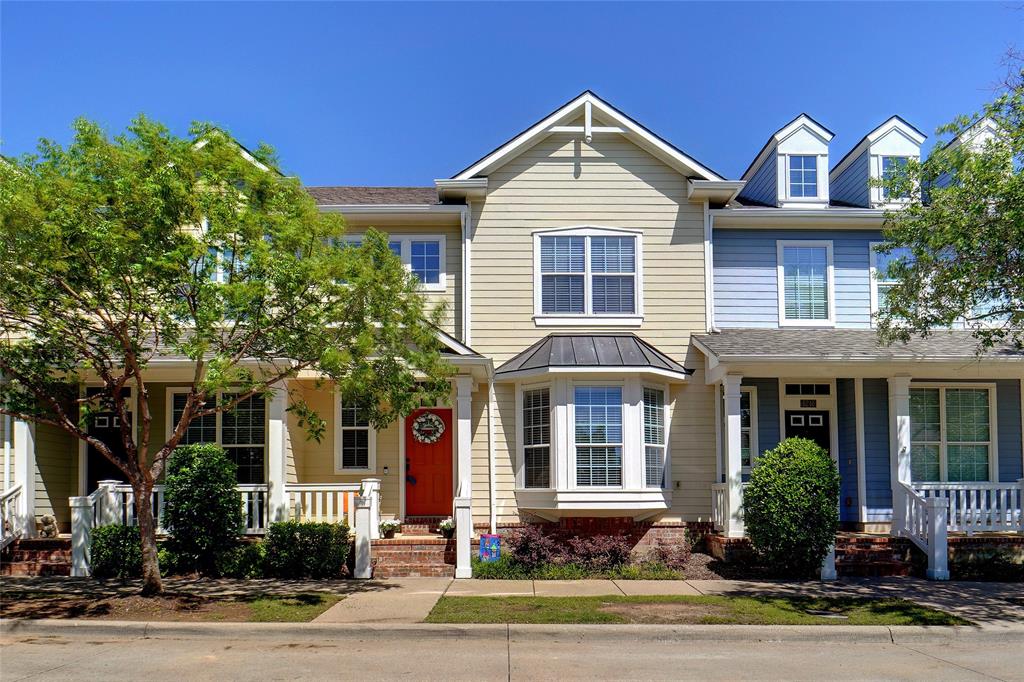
[713,228,883,328]
[737,152,777,206]
[837,378,859,522]
[996,380,1022,482]
[863,378,892,521]
[35,422,76,530]
[470,132,706,366]
[831,150,870,208]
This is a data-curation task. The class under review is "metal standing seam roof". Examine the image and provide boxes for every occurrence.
[693,329,1023,362]
[495,334,692,376]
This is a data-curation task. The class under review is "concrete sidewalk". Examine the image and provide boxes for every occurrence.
[309,576,1024,625]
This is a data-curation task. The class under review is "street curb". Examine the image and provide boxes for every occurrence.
[2,619,1022,644]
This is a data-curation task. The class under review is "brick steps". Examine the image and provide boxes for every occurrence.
[2,538,73,577]
[371,536,457,578]
[835,534,913,578]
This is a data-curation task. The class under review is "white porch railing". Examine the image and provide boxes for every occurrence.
[1,484,24,549]
[286,483,360,527]
[914,481,1024,534]
[896,482,949,580]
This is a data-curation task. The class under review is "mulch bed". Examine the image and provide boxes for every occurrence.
[0,592,251,621]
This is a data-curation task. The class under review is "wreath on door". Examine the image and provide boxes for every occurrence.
[411,412,445,444]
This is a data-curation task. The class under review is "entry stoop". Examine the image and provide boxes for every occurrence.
[1,538,73,577]
[834,534,913,577]
[371,536,457,578]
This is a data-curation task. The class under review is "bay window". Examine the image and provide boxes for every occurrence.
[522,388,551,488]
[643,387,666,488]
[910,385,995,482]
[777,240,834,326]
[574,386,623,486]
[535,228,642,324]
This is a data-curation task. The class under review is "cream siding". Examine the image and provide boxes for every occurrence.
[34,422,76,529]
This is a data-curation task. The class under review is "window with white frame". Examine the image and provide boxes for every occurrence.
[881,156,910,199]
[869,243,912,318]
[522,388,551,488]
[335,399,375,473]
[535,229,641,321]
[574,386,623,486]
[170,391,266,484]
[777,241,834,325]
[788,155,818,198]
[340,235,445,291]
[643,387,666,488]
[910,386,995,482]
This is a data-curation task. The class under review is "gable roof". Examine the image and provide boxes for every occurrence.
[740,113,835,180]
[452,90,724,181]
[307,186,437,206]
[830,115,927,179]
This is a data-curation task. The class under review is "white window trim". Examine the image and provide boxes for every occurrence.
[642,383,671,489]
[741,386,759,474]
[776,239,836,327]
[870,154,918,207]
[910,382,999,483]
[165,387,268,480]
[785,154,820,201]
[333,397,377,474]
[518,383,552,490]
[342,233,447,292]
[532,226,644,327]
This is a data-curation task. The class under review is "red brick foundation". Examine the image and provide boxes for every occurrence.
[474,517,714,553]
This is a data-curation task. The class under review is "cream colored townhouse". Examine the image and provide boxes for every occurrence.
[4,91,1021,580]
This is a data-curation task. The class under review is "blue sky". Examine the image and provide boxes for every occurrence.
[2,2,1020,184]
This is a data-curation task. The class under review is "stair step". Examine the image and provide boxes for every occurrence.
[1,561,71,577]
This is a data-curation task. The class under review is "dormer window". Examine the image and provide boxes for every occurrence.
[534,227,644,326]
[788,155,818,198]
[881,156,910,199]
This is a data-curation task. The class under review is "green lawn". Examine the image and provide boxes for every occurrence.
[425,595,970,626]
[246,594,344,622]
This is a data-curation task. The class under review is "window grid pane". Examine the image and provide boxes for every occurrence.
[575,387,622,487]
[590,237,635,273]
[340,400,372,470]
[221,394,266,484]
[540,236,585,273]
[643,388,665,488]
[740,391,752,468]
[523,388,551,489]
[592,275,635,314]
[783,246,829,320]
[172,393,217,445]
[789,155,818,197]
[410,240,441,284]
[541,274,585,314]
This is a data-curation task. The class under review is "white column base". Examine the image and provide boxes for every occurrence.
[820,545,837,581]
[454,497,472,579]
[69,496,93,577]
[353,495,372,579]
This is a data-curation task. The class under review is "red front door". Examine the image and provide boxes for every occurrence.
[405,408,453,516]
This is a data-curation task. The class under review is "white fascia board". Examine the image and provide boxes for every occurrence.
[453,92,723,181]
[435,178,488,201]
[317,204,465,215]
[867,116,926,146]
[494,366,690,383]
[776,114,835,145]
[688,180,745,203]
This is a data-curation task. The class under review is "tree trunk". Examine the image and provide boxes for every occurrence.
[133,481,163,596]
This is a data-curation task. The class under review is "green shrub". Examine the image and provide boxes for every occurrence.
[264,521,350,579]
[91,525,142,579]
[610,562,683,580]
[743,437,840,578]
[162,443,244,575]
[217,541,267,579]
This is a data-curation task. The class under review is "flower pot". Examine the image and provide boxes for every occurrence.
[383,529,396,539]
[441,528,455,539]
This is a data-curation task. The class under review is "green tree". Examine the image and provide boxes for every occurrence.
[875,70,1023,351]
[0,117,451,595]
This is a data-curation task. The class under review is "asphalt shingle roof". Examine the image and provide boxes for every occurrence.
[306,186,437,205]
[496,334,692,376]
[693,329,1022,361]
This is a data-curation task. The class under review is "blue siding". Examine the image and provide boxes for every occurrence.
[744,378,780,456]
[836,379,859,522]
[713,229,883,328]
[997,380,1023,482]
[738,153,778,206]
[831,149,870,207]
[863,378,892,521]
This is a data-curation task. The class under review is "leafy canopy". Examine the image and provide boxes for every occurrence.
[0,116,452,484]
[875,72,1023,351]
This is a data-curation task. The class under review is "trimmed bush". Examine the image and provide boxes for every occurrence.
[264,521,350,579]
[565,534,632,570]
[507,524,563,570]
[651,539,692,571]
[743,437,840,578]
[91,525,142,579]
[162,443,244,575]
[217,541,267,579]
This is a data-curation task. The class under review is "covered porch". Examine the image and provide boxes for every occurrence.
[693,329,1024,579]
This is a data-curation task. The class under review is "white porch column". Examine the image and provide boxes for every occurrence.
[13,419,35,537]
[69,495,93,577]
[267,385,288,524]
[888,375,912,530]
[362,478,381,539]
[454,496,472,579]
[455,376,474,498]
[722,374,745,538]
[353,495,372,579]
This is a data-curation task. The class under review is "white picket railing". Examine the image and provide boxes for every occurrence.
[111,483,168,532]
[896,482,949,580]
[286,483,360,526]
[710,483,727,532]
[1,484,24,549]
[914,481,1024,534]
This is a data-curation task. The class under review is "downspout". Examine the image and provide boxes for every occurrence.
[3,413,9,491]
[487,377,497,534]
[461,203,472,347]
[703,200,719,333]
